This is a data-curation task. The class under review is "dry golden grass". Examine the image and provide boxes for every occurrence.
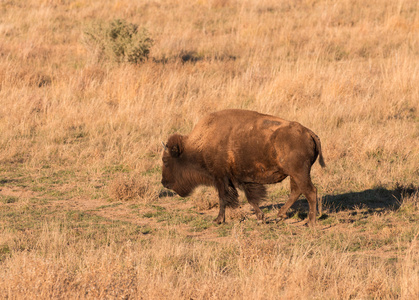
[0,212,418,299]
[0,0,418,298]
[108,173,156,202]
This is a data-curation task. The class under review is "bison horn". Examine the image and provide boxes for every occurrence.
[161,141,168,151]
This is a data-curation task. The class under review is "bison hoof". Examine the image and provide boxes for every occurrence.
[306,221,316,228]
[256,213,265,221]
[277,213,287,220]
[213,217,225,224]
[275,216,286,224]
[256,214,265,224]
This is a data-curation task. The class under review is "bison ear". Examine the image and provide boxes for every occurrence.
[166,134,184,158]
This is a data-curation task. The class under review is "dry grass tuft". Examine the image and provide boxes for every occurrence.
[227,207,249,222]
[108,174,154,202]
[192,187,219,211]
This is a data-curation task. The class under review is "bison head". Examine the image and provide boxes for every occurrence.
[161,134,192,197]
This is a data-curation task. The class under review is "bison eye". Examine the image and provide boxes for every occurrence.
[162,158,169,167]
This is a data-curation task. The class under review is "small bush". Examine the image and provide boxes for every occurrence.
[83,19,153,64]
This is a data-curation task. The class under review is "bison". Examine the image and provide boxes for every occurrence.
[161,109,325,227]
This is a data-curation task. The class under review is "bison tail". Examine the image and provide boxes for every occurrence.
[310,131,326,168]
[318,151,326,168]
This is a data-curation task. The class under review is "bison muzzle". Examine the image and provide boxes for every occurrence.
[161,109,325,227]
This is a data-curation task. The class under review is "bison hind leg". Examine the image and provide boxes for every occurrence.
[277,177,302,220]
[277,175,317,227]
[243,183,267,221]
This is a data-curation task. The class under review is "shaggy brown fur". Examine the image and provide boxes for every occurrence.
[161,109,325,226]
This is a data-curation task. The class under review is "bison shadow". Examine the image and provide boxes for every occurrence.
[159,185,417,221]
[261,185,417,220]
[152,51,237,64]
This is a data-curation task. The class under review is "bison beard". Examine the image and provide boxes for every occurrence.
[161,109,325,227]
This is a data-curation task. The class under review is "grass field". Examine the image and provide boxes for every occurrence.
[0,0,418,298]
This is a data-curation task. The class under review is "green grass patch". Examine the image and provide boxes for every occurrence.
[0,195,19,204]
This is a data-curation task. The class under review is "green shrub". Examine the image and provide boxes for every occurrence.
[83,19,153,64]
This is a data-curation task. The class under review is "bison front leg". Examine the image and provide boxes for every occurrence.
[214,201,226,224]
[243,183,266,222]
[214,178,239,224]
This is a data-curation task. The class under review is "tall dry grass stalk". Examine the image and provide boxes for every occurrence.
[0,0,418,298]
